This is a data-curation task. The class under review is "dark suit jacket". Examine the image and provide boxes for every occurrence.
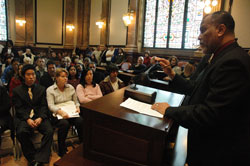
[166,42,250,166]
[40,72,54,89]
[12,83,49,122]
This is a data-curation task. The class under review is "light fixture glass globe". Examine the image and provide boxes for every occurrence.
[205,0,211,6]
[212,0,218,6]
[204,6,212,13]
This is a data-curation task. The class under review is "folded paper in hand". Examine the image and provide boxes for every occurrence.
[55,101,80,119]
[120,98,163,118]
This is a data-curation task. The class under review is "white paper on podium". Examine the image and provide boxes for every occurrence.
[120,98,163,118]
[55,101,80,119]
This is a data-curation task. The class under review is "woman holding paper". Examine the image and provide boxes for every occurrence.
[76,68,103,107]
[47,68,83,157]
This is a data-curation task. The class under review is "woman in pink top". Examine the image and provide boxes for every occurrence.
[76,68,103,108]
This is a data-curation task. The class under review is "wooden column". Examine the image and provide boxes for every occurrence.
[82,0,91,49]
[15,0,25,46]
[100,0,110,48]
[65,0,75,48]
[25,0,34,46]
[76,0,84,48]
[125,0,139,53]
[15,0,34,47]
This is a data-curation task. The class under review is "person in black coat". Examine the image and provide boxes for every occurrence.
[40,60,56,89]
[13,64,53,166]
[0,85,12,146]
[88,62,105,84]
[153,11,250,166]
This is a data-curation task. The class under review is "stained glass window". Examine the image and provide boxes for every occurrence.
[169,0,185,48]
[155,0,169,48]
[143,0,204,49]
[185,0,204,49]
[143,0,157,47]
[0,0,7,41]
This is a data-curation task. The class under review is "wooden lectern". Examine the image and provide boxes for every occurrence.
[82,85,184,166]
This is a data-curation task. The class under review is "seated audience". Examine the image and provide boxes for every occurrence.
[100,45,108,66]
[105,46,115,65]
[83,57,91,70]
[76,68,102,107]
[1,58,19,85]
[46,68,83,157]
[113,48,126,66]
[61,57,71,69]
[120,55,132,71]
[9,64,23,98]
[146,56,163,79]
[143,51,151,67]
[67,65,80,89]
[13,64,53,166]
[163,56,182,81]
[89,62,105,84]
[22,47,35,64]
[1,40,16,63]
[181,61,196,80]
[99,64,125,95]
[40,61,56,89]
[130,56,147,74]
[23,56,32,65]
[90,53,98,64]
[35,57,47,82]
[0,85,13,147]
[91,45,102,65]
[169,55,182,75]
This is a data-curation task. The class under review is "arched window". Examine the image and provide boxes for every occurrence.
[0,0,8,41]
[143,0,204,49]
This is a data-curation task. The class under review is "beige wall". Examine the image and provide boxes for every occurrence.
[230,0,250,48]
[109,0,128,46]
[36,0,63,44]
[89,0,102,45]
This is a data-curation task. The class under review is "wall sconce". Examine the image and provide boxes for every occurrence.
[16,19,26,26]
[96,20,104,29]
[122,10,134,26]
[66,25,75,31]
[202,0,218,14]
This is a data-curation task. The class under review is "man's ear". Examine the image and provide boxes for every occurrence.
[217,24,227,37]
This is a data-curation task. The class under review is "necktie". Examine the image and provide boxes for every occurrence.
[28,88,34,118]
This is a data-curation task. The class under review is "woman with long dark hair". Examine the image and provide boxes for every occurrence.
[76,68,102,107]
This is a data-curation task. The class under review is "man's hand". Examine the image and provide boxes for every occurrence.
[155,57,176,79]
[151,102,170,115]
[57,110,69,119]
[27,119,36,128]
[34,118,43,127]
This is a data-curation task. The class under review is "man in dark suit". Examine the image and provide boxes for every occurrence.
[0,85,13,147]
[13,64,53,166]
[153,11,250,166]
[40,60,56,89]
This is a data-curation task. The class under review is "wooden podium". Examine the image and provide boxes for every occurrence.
[81,85,184,166]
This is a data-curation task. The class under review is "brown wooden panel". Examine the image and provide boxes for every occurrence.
[91,124,150,164]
